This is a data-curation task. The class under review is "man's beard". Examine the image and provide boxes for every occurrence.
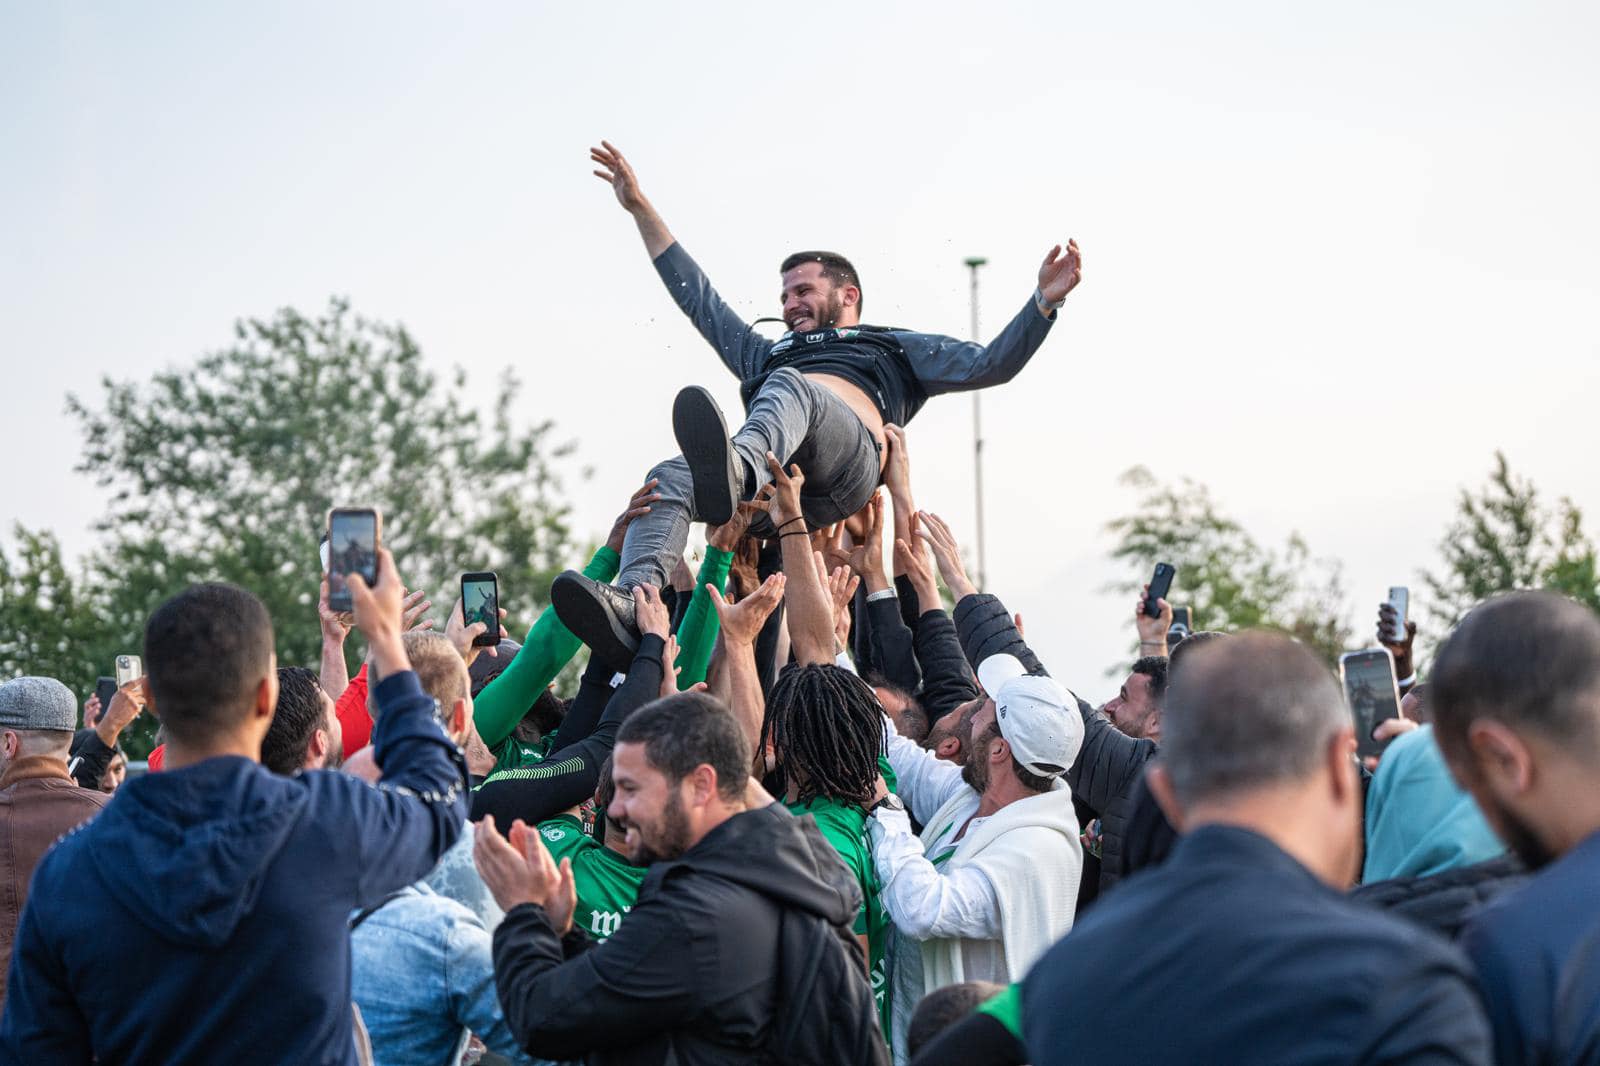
[789,291,845,331]
[624,790,692,865]
[1485,797,1556,870]
[961,752,989,793]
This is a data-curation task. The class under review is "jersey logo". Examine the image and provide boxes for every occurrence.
[540,826,568,843]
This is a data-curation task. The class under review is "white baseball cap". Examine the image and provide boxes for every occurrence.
[976,654,1084,779]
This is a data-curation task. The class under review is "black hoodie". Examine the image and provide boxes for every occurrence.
[493,801,878,1065]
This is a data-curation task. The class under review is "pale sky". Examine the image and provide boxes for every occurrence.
[3,1,1597,697]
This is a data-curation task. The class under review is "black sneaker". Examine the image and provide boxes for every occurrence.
[672,386,743,526]
[550,571,640,665]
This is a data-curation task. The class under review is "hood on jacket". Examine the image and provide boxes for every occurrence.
[1364,725,1505,883]
[85,755,309,948]
[660,802,861,929]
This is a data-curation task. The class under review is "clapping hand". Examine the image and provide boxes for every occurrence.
[472,815,577,932]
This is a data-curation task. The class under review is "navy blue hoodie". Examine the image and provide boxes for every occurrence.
[0,670,467,1065]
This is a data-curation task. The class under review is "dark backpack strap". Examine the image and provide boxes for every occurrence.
[349,890,407,931]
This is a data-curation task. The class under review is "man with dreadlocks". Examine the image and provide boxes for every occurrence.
[762,662,897,1050]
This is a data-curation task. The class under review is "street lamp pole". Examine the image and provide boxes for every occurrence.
[964,256,988,591]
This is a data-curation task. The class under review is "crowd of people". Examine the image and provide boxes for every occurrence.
[0,141,1597,1065]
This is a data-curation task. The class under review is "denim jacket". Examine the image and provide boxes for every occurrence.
[352,883,533,1065]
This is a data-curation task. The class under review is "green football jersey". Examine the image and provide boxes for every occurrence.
[785,796,892,1044]
[536,815,648,942]
[486,733,554,778]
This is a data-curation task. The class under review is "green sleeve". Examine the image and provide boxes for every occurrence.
[673,545,733,690]
[976,984,1023,1040]
[473,547,620,750]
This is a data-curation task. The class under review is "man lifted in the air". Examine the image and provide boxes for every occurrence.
[552,140,1083,664]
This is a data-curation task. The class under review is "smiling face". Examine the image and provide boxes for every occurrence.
[1103,672,1161,740]
[780,261,859,332]
[608,741,694,865]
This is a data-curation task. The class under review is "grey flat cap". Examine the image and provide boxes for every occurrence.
[0,677,78,733]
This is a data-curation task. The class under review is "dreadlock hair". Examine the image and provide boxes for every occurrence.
[762,662,886,807]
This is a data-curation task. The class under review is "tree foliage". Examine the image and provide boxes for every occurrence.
[1423,451,1600,627]
[1105,467,1352,664]
[1,299,579,756]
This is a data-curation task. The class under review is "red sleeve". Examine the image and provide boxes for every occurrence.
[147,744,165,772]
[336,664,372,754]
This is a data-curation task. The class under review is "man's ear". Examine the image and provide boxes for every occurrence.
[450,697,469,739]
[1326,726,1358,806]
[1146,764,1185,832]
[1466,720,1535,795]
[936,737,960,759]
[841,284,861,309]
[307,728,329,769]
[257,665,280,723]
[689,764,718,808]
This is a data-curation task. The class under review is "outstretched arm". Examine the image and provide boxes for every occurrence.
[592,140,772,379]
[591,140,674,257]
[912,240,1083,394]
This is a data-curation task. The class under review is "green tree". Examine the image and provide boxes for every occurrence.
[1423,451,1600,627]
[0,526,102,695]
[1105,467,1352,664]
[63,298,580,754]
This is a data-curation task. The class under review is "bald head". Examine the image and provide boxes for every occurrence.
[1161,631,1348,806]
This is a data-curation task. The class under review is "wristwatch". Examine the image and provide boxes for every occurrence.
[869,794,905,816]
[1033,286,1065,315]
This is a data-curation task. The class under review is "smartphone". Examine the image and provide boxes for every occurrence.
[1340,647,1404,758]
[115,655,143,688]
[1144,563,1177,618]
[327,508,381,613]
[1383,586,1409,644]
[94,677,117,715]
[1170,605,1192,630]
[460,571,501,647]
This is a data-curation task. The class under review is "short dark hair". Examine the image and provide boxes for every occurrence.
[1160,631,1346,805]
[907,981,1005,1057]
[616,692,751,801]
[780,251,863,315]
[261,667,325,775]
[1431,591,1600,762]
[521,687,567,741]
[143,583,274,745]
[1131,655,1169,703]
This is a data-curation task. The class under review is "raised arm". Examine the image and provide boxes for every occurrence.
[761,456,835,665]
[591,140,772,379]
[708,573,786,755]
[910,241,1083,395]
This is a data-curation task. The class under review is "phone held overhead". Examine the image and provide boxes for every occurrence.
[326,508,381,613]
[460,571,501,647]
[1144,563,1177,618]
[1339,647,1404,759]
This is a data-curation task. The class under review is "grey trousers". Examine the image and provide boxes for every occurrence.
[618,368,882,589]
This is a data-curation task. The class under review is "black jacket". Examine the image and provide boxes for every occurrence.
[492,802,883,1066]
[1022,826,1493,1065]
[1350,854,1528,940]
[911,608,979,722]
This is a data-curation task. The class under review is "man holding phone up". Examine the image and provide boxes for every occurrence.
[551,141,1084,665]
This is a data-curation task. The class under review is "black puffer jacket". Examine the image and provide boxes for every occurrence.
[1350,853,1528,939]
[492,802,884,1066]
[953,594,1154,889]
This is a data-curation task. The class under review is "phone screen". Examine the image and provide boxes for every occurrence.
[1342,651,1402,757]
[461,574,499,647]
[328,510,379,611]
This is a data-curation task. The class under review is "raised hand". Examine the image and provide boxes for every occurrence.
[761,452,806,529]
[882,425,913,501]
[845,493,888,590]
[1037,239,1083,307]
[708,501,759,554]
[709,573,786,646]
[607,478,662,555]
[830,564,861,651]
[590,141,651,215]
[318,575,353,641]
[95,679,147,747]
[659,634,684,700]
[1377,603,1418,683]
[916,511,978,601]
[446,595,507,667]
[401,589,435,633]
[633,585,671,641]
[1136,584,1173,654]
[894,536,940,615]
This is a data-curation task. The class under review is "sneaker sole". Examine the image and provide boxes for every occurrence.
[550,574,639,665]
[672,386,738,526]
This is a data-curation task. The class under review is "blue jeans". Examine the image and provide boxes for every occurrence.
[618,368,882,589]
